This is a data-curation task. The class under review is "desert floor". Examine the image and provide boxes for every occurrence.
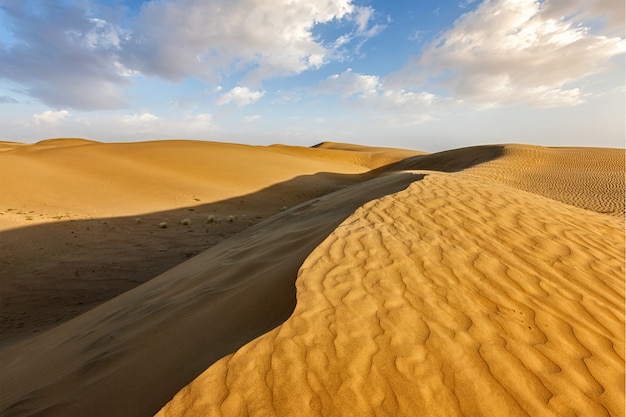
[0,139,623,417]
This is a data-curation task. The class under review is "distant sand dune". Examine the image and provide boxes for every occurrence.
[386,144,624,216]
[0,141,623,417]
[467,145,625,217]
[0,139,402,231]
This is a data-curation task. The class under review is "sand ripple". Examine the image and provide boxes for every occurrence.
[157,171,624,417]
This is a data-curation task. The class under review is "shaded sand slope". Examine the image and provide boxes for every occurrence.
[0,139,421,344]
[0,172,421,417]
[0,170,395,346]
[157,148,624,416]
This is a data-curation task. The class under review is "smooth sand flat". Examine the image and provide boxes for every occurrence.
[0,142,623,417]
[156,145,624,417]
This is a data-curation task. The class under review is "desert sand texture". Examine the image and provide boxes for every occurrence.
[0,139,419,344]
[0,139,420,416]
[0,141,623,417]
[156,145,624,417]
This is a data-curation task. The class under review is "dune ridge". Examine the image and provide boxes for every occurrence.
[0,170,421,417]
[156,146,624,416]
[0,139,421,343]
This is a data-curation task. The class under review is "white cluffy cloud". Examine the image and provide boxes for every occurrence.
[315,69,438,124]
[121,112,159,125]
[217,87,265,106]
[0,0,382,110]
[124,0,372,83]
[390,0,625,108]
[33,110,70,125]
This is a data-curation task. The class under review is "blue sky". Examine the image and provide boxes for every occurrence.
[0,0,624,151]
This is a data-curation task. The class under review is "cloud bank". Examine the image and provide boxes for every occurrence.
[0,1,131,109]
[315,68,438,124]
[0,0,380,110]
[389,0,625,108]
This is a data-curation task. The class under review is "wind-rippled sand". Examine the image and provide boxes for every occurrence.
[157,146,624,417]
[0,141,623,417]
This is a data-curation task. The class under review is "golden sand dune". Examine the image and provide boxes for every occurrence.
[269,142,425,169]
[385,144,625,216]
[0,173,421,417]
[466,145,625,217]
[156,146,624,416]
[1,139,412,231]
[0,141,623,417]
[0,139,420,343]
[0,139,421,416]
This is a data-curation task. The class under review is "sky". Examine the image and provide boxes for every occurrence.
[0,0,624,151]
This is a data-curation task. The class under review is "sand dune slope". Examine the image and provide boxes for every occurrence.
[1,142,622,417]
[1,139,400,231]
[390,144,624,216]
[0,171,420,417]
[157,168,624,414]
[0,139,421,343]
[466,145,625,217]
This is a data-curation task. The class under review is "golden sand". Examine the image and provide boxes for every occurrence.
[0,140,623,417]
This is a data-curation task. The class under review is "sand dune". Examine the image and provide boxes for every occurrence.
[0,139,420,344]
[0,141,623,417]
[0,139,411,231]
[0,139,421,416]
[156,146,624,416]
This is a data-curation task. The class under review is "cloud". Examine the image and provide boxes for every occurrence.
[33,110,70,125]
[120,112,159,125]
[245,115,261,122]
[459,0,478,9]
[0,96,18,104]
[541,0,625,31]
[183,113,214,131]
[1,0,382,110]
[315,69,439,124]
[122,0,360,83]
[113,112,215,137]
[352,6,385,39]
[0,1,132,110]
[389,0,626,108]
[315,68,379,98]
[216,87,265,106]
[329,5,387,58]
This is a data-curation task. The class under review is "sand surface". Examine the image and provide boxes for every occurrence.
[0,139,418,344]
[0,140,623,417]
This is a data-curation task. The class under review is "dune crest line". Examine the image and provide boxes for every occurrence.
[0,170,422,417]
